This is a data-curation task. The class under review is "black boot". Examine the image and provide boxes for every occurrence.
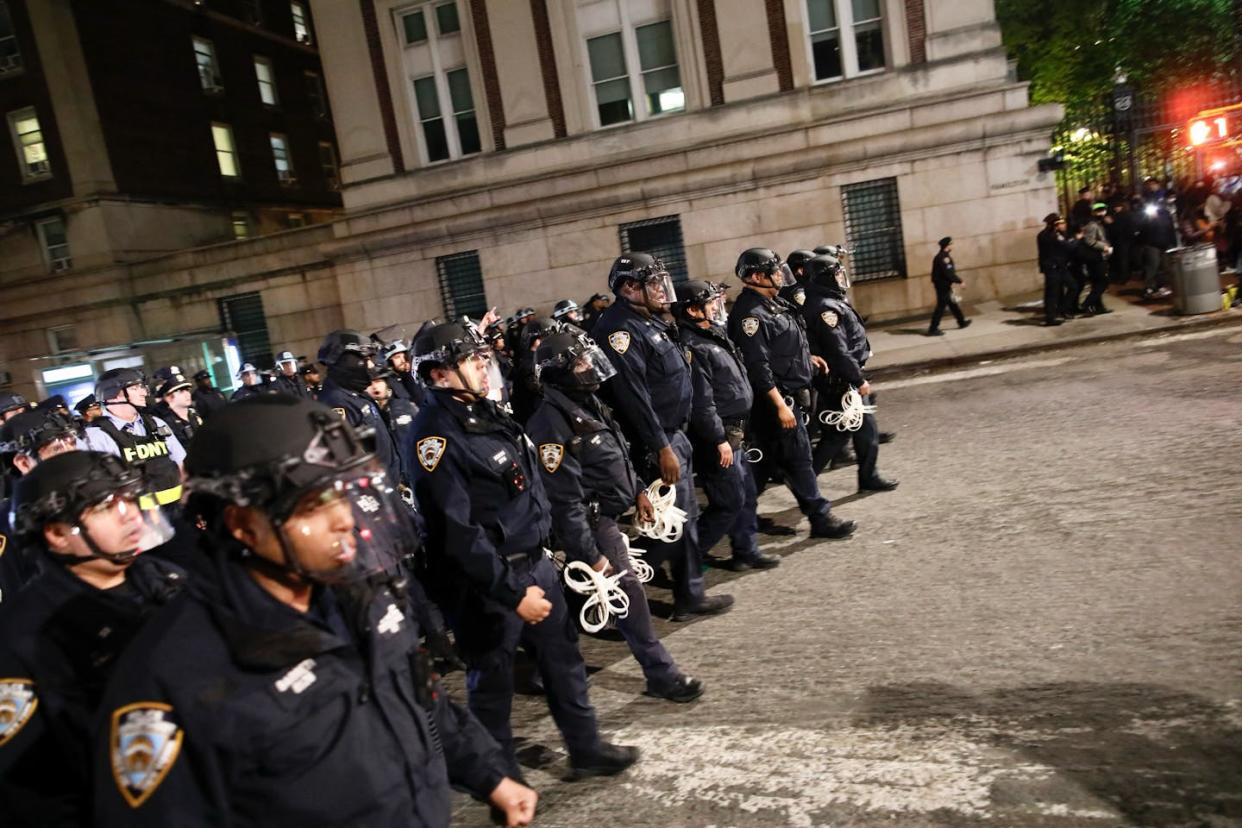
[644,675,704,703]
[810,513,856,539]
[569,742,640,780]
[859,477,899,492]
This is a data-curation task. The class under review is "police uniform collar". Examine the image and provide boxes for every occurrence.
[614,299,667,329]
[677,318,733,350]
[426,387,511,434]
[540,386,607,435]
[101,407,143,429]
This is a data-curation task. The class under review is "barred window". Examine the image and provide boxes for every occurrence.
[437,250,488,319]
[618,215,687,283]
[841,178,905,281]
[219,292,273,369]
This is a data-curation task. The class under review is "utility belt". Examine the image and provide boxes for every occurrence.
[722,416,748,451]
[503,547,545,567]
[778,387,812,411]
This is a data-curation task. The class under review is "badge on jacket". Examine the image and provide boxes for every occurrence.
[109,702,183,808]
[793,288,806,305]
[0,678,37,746]
[607,331,631,354]
[741,317,760,337]
[539,443,564,473]
[416,436,447,471]
[822,310,839,328]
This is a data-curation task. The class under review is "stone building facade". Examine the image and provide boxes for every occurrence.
[0,0,1061,400]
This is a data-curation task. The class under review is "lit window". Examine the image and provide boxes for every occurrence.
[305,71,327,118]
[270,133,295,184]
[805,0,886,82]
[254,56,278,105]
[7,107,50,181]
[0,1,23,76]
[318,141,339,190]
[581,4,684,129]
[231,211,251,240]
[212,123,240,178]
[291,2,311,43]
[36,216,71,272]
[193,36,223,92]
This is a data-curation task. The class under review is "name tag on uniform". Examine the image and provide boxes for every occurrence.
[492,450,509,466]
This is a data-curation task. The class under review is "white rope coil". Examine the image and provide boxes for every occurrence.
[818,386,877,432]
[636,481,687,543]
[620,534,654,583]
[563,560,630,633]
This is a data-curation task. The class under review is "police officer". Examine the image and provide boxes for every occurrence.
[552,298,586,329]
[592,252,734,620]
[190,370,227,419]
[383,339,428,406]
[509,317,561,424]
[406,322,638,780]
[299,363,323,398]
[582,292,611,332]
[674,280,779,571]
[151,368,203,449]
[801,255,898,491]
[273,351,311,398]
[73,394,102,424]
[90,396,536,827]
[0,407,83,601]
[1037,213,1075,326]
[927,237,970,335]
[0,451,183,826]
[1,390,31,423]
[81,368,185,510]
[779,249,816,308]
[526,330,704,702]
[365,371,419,486]
[315,330,402,486]
[728,248,855,540]
[230,363,266,401]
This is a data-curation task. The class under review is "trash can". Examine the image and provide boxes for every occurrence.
[1169,244,1221,315]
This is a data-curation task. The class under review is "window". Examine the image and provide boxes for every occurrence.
[254,56,278,105]
[219,293,273,369]
[231,210,251,240]
[305,71,327,118]
[270,133,295,184]
[286,212,307,228]
[48,325,79,353]
[318,141,339,189]
[804,0,886,82]
[399,3,479,163]
[618,216,687,284]
[211,123,240,178]
[581,2,684,128]
[36,217,71,272]
[840,178,905,281]
[436,250,487,319]
[193,36,223,91]
[0,1,22,76]
[433,2,459,35]
[8,107,50,181]
[291,1,311,43]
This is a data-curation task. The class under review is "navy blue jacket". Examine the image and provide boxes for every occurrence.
[801,283,870,387]
[525,388,639,567]
[319,379,401,486]
[591,301,692,453]
[91,540,505,828]
[727,287,814,395]
[678,320,753,448]
[406,389,552,611]
[0,554,184,827]
[931,251,961,288]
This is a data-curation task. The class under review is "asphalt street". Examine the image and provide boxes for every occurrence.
[450,323,1242,828]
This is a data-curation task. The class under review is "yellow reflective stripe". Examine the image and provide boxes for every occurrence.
[139,485,183,509]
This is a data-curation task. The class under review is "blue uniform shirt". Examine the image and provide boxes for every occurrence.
[727,287,814,395]
[317,379,401,485]
[800,282,871,387]
[591,300,692,453]
[81,409,186,466]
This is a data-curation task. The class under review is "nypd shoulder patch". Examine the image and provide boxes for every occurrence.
[607,331,631,354]
[0,678,38,747]
[821,310,839,328]
[539,443,565,473]
[110,702,183,808]
[416,436,447,472]
[741,317,760,337]
[794,289,806,306]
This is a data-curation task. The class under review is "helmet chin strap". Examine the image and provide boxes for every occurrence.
[49,523,139,568]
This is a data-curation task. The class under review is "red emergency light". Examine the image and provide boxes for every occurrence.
[1188,103,1241,149]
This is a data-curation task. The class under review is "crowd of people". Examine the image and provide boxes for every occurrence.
[1037,175,1242,326]
[0,245,897,826]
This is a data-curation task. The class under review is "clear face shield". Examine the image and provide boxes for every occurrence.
[769,262,795,288]
[640,268,677,309]
[704,289,729,326]
[275,466,408,585]
[835,266,851,292]
[536,340,618,389]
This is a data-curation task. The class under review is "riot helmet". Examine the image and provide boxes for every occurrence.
[786,250,816,281]
[95,368,149,413]
[608,252,675,311]
[412,321,493,398]
[735,248,794,289]
[806,254,850,297]
[552,299,583,324]
[673,279,728,326]
[534,330,617,391]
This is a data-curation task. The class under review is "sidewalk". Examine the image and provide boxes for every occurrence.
[866,280,1242,377]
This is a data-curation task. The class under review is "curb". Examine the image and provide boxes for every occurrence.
[867,308,1242,380]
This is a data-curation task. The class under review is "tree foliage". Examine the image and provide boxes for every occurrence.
[996,0,1239,122]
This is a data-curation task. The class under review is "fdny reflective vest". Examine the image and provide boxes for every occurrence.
[88,415,183,507]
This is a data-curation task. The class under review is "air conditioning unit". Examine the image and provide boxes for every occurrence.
[198,66,223,92]
[50,257,72,273]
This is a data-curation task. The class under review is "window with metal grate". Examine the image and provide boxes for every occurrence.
[436,250,488,320]
[219,292,273,369]
[618,215,688,283]
[841,178,906,281]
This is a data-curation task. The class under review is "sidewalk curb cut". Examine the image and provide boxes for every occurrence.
[869,310,1242,381]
